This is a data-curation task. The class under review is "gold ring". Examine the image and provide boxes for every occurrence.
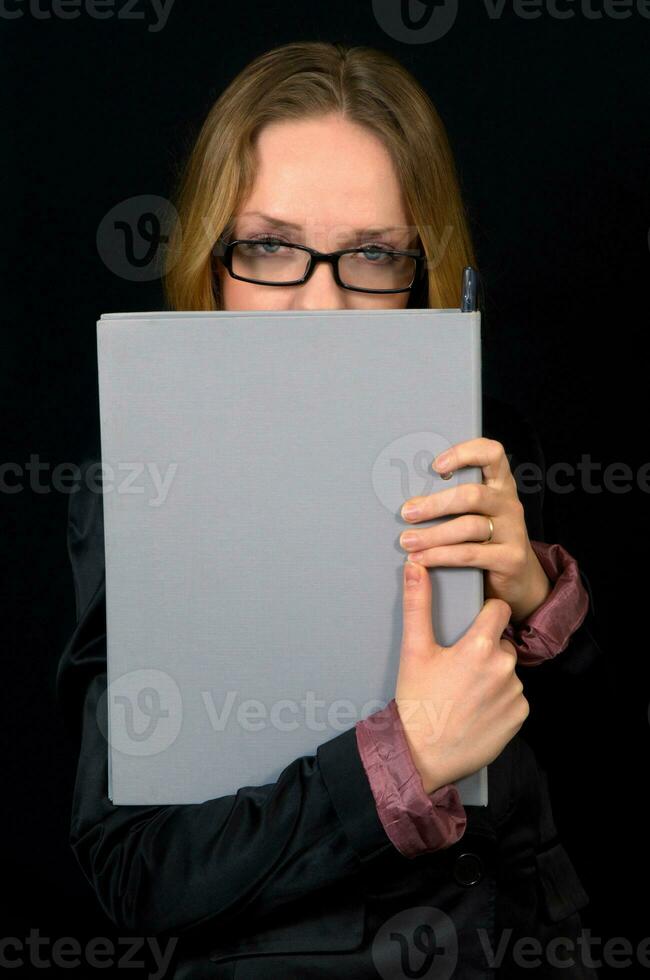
[485,516,494,543]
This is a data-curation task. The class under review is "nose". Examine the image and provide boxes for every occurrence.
[289,257,347,311]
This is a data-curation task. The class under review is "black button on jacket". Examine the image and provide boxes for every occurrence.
[56,395,603,979]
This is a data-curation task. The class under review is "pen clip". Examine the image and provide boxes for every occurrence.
[460,266,479,312]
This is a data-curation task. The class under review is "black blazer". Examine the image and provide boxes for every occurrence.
[56,394,603,980]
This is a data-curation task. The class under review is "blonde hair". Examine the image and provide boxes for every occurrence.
[163,41,478,311]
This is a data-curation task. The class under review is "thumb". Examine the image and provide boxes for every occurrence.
[400,558,436,658]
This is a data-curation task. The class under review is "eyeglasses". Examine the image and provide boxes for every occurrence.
[211,236,427,294]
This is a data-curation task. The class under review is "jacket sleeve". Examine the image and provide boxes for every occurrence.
[55,460,396,938]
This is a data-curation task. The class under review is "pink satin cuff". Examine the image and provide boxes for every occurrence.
[355,698,467,859]
[502,540,590,667]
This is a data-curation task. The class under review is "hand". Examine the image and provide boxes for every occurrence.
[395,559,529,794]
[399,438,552,624]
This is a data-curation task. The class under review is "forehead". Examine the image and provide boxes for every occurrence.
[242,114,410,229]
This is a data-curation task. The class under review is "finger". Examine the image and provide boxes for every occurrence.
[500,637,518,662]
[402,481,503,523]
[404,541,510,571]
[400,558,436,660]
[460,596,513,649]
[431,437,513,487]
[400,513,495,553]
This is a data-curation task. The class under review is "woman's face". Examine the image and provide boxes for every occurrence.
[217,113,419,311]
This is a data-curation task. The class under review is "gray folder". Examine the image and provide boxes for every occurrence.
[96,308,487,806]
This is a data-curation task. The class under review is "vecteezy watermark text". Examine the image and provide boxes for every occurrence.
[511,454,650,495]
[0,0,175,31]
[0,930,177,978]
[99,672,396,757]
[373,0,650,44]
[3,450,650,506]
[372,907,650,977]
[0,456,178,507]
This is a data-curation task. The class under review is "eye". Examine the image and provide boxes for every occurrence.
[240,234,292,255]
[357,243,398,263]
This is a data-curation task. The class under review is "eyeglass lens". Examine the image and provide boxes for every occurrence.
[231,241,416,290]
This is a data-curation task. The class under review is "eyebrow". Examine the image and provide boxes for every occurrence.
[237,211,407,238]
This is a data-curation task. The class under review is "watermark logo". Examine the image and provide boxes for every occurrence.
[2,450,649,504]
[96,193,178,281]
[99,685,395,746]
[371,913,650,973]
[98,668,183,756]
[374,0,650,42]
[371,431,461,515]
[373,0,459,43]
[372,905,458,979]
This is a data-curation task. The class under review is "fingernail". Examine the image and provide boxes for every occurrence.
[405,560,421,586]
[401,504,420,520]
[400,533,419,548]
[434,452,451,471]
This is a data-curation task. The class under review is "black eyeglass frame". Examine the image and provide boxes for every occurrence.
[211,236,428,295]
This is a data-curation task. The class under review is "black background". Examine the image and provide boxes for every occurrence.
[3,0,649,975]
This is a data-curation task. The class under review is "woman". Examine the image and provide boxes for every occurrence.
[57,41,603,978]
